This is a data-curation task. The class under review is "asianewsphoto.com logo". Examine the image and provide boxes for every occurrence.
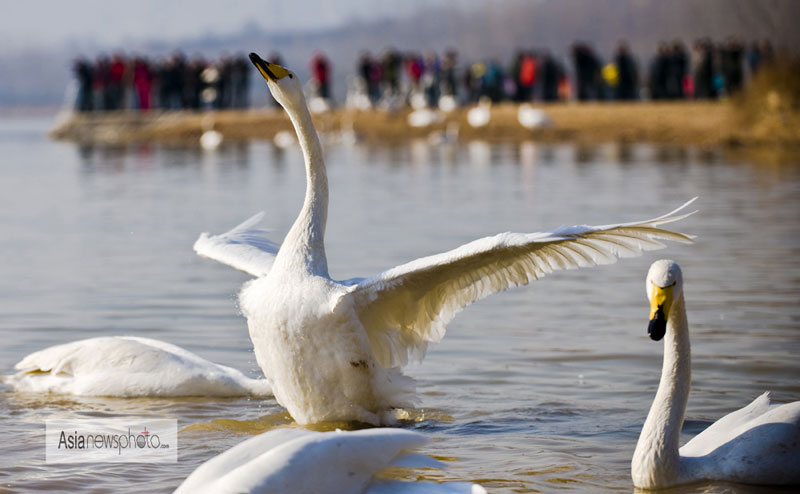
[46,419,177,463]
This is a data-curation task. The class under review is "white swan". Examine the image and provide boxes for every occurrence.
[174,427,486,494]
[2,336,271,397]
[466,96,491,128]
[517,103,552,129]
[632,260,800,489]
[193,53,696,425]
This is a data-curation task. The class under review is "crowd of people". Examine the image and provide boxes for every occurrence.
[350,38,775,109]
[72,37,776,113]
[73,52,253,112]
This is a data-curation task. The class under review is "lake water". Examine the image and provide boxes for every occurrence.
[0,115,798,493]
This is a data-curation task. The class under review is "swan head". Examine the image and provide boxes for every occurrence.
[645,260,683,341]
[249,52,304,110]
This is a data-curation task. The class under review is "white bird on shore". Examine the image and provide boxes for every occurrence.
[517,103,552,129]
[466,97,491,128]
[174,427,486,494]
[632,260,800,489]
[2,336,271,397]
[193,53,696,425]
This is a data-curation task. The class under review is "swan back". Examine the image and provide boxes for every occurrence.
[175,428,483,494]
[5,337,271,397]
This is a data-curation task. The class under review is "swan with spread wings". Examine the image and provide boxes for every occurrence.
[194,53,696,425]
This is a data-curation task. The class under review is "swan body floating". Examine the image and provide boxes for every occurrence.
[2,336,271,397]
[175,427,486,494]
[194,53,696,425]
[632,260,800,489]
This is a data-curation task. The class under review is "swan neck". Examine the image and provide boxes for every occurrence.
[282,98,329,275]
[632,296,691,488]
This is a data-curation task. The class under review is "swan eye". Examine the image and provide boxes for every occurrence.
[288,74,294,79]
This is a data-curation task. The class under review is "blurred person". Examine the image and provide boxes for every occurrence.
[649,42,670,100]
[73,57,94,112]
[513,50,537,102]
[602,62,619,99]
[405,53,424,93]
[422,51,441,107]
[183,55,206,110]
[216,55,234,109]
[666,40,688,99]
[572,42,602,101]
[721,38,744,94]
[107,52,127,110]
[381,48,402,99]
[692,38,717,99]
[440,50,459,100]
[540,52,561,102]
[132,56,153,110]
[310,51,332,100]
[92,55,110,110]
[159,52,186,110]
[614,41,638,100]
[464,62,485,103]
[358,51,382,105]
[484,59,505,102]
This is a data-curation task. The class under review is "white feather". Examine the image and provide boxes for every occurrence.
[194,212,279,278]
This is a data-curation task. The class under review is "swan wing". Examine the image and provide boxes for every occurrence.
[680,392,773,456]
[344,199,696,368]
[194,212,279,278]
[680,399,800,484]
[680,392,800,458]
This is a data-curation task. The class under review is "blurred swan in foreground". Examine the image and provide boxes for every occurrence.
[194,53,696,425]
[175,427,486,494]
[632,260,800,489]
[2,336,271,397]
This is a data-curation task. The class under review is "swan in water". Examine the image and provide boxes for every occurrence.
[175,427,486,494]
[193,53,696,425]
[632,260,800,489]
[2,336,271,397]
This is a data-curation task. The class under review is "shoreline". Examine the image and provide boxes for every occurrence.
[48,102,799,150]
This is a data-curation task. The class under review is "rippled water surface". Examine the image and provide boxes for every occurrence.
[1,116,799,493]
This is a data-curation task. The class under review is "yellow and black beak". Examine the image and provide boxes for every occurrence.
[648,284,674,341]
[249,53,292,82]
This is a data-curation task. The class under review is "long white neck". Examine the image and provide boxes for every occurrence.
[632,296,691,489]
[275,97,329,276]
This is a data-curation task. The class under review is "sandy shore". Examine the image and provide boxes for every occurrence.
[48,101,798,149]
